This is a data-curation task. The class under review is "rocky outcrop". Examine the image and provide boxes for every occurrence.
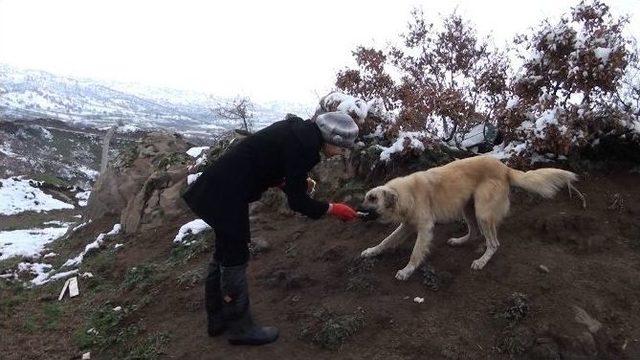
[86,131,192,233]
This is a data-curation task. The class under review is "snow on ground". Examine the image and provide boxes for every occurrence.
[72,220,92,232]
[187,172,202,185]
[173,219,211,244]
[18,261,79,286]
[0,177,75,215]
[107,224,121,235]
[75,190,91,207]
[77,166,99,180]
[118,124,141,133]
[378,132,426,162]
[63,223,120,268]
[0,143,17,156]
[43,220,70,227]
[186,146,210,157]
[0,226,69,260]
[17,262,53,286]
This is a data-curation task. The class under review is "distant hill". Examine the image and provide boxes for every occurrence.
[0,64,314,136]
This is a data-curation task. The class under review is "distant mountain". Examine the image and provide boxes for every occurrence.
[0,64,315,136]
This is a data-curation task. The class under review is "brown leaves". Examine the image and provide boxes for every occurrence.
[334,1,639,160]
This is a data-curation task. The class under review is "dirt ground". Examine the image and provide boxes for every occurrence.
[1,169,640,359]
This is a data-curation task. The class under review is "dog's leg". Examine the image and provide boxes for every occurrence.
[361,223,411,258]
[396,222,434,280]
[471,180,508,270]
[472,219,499,270]
[447,201,478,246]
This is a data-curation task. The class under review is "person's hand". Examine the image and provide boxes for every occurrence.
[328,203,358,221]
[306,177,316,195]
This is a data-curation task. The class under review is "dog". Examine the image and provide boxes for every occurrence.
[359,155,580,281]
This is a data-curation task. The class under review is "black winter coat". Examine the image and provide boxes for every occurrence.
[182,116,330,219]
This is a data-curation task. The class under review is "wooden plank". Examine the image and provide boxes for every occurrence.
[58,278,71,301]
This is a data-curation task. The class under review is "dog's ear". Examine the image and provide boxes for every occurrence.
[383,189,398,209]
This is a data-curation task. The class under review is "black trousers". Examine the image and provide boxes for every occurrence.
[200,198,250,267]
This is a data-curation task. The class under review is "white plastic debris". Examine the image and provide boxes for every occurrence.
[82,352,91,360]
[58,276,79,300]
[413,297,425,304]
[113,306,122,312]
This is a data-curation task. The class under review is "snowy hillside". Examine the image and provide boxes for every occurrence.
[0,64,314,134]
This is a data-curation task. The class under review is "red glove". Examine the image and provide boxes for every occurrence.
[328,203,358,221]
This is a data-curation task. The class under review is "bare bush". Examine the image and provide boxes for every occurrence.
[211,96,255,132]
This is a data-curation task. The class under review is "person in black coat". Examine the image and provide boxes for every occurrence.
[182,111,359,346]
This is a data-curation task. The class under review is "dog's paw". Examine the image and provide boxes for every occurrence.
[395,266,415,281]
[361,247,378,258]
[447,235,469,246]
[470,258,487,270]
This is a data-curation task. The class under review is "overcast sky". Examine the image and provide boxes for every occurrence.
[0,0,638,105]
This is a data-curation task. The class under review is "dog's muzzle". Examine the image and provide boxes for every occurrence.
[356,206,380,221]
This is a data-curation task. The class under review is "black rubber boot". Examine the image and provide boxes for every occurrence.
[220,264,279,346]
[205,261,226,336]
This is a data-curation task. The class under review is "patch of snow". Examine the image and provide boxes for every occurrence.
[365,124,385,139]
[77,166,99,180]
[118,124,140,133]
[488,141,529,160]
[173,219,211,244]
[413,297,424,303]
[0,227,68,260]
[46,269,78,283]
[18,262,77,285]
[195,154,207,167]
[113,306,122,312]
[593,47,612,64]
[43,252,57,258]
[114,243,124,250]
[72,220,92,232]
[63,224,118,268]
[106,224,121,236]
[534,108,559,138]
[378,132,426,162]
[18,262,53,285]
[0,177,75,215]
[81,272,94,278]
[75,190,91,207]
[187,172,202,185]
[0,143,17,156]
[43,220,70,227]
[198,124,226,131]
[506,97,520,109]
[186,146,209,158]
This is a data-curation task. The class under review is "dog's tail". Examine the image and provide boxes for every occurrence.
[508,168,578,198]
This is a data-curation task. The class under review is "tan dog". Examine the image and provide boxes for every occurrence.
[360,156,579,280]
